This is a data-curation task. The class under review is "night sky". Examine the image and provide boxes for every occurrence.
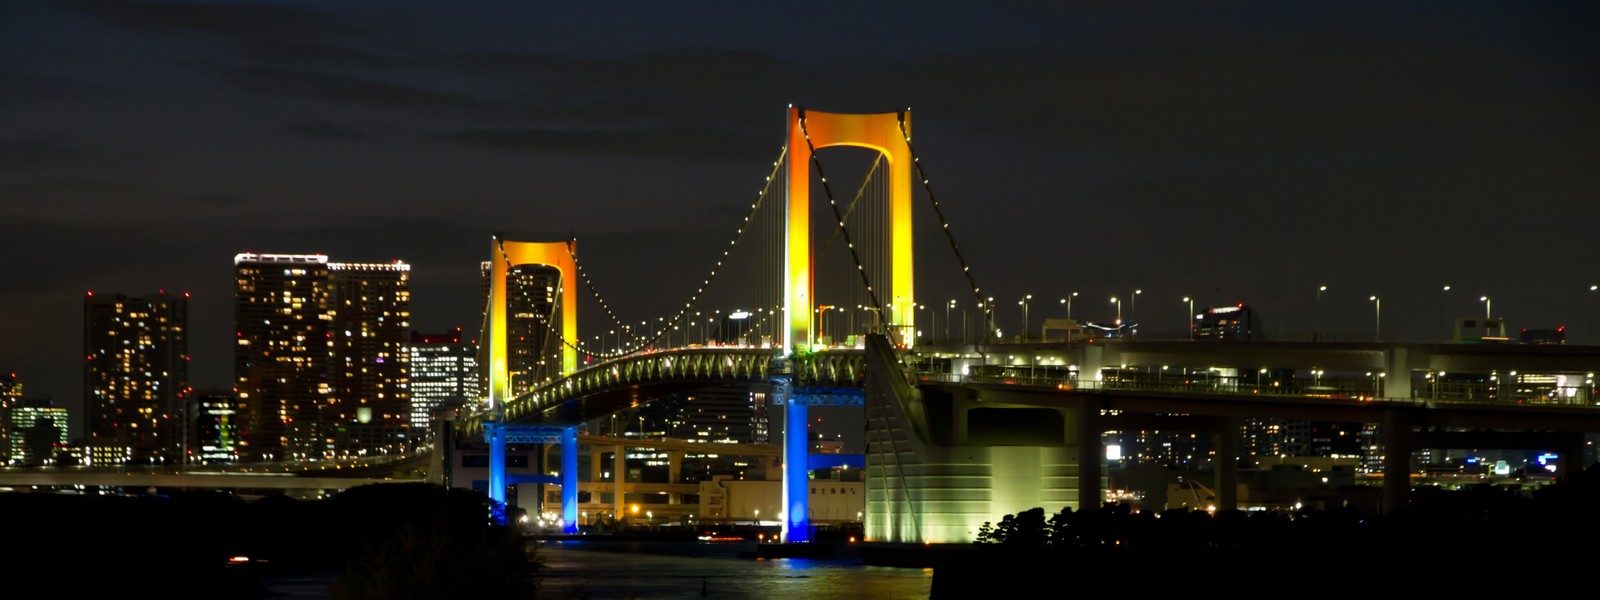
[3,1,1597,437]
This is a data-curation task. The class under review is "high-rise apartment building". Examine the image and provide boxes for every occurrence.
[1,373,21,464]
[409,328,479,431]
[83,290,189,464]
[329,261,412,456]
[0,373,19,407]
[234,253,333,462]
[480,261,563,394]
[234,253,416,462]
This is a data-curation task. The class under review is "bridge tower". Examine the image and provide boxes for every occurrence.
[484,236,580,532]
[784,107,915,352]
[778,108,913,543]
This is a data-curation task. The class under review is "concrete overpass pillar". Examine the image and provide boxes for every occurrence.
[1080,345,1105,383]
[613,442,625,521]
[1381,410,1413,514]
[1384,348,1411,400]
[668,450,683,486]
[1075,399,1103,511]
[1214,418,1239,511]
[952,394,973,444]
[1557,431,1588,482]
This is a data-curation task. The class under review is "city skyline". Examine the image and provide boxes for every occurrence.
[4,2,1597,435]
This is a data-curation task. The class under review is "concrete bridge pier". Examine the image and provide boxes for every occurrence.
[1380,410,1414,514]
[1214,417,1239,511]
[1074,398,1104,510]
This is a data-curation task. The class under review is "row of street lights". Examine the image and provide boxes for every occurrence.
[589,282,1596,350]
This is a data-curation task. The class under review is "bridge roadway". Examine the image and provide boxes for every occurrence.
[0,451,434,494]
[470,337,1600,433]
[457,336,1600,542]
[0,435,777,499]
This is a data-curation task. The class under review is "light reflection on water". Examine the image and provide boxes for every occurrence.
[535,540,934,600]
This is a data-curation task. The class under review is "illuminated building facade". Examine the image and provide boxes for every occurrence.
[409,328,479,431]
[0,373,18,464]
[83,291,189,464]
[672,384,765,445]
[234,253,334,462]
[191,391,240,464]
[1194,304,1261,340]
[329,261,412,456]
[7,399,68,466]
[480,260,564,395]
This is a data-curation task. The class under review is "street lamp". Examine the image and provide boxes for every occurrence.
[1480,295,1491,319]
[979,297,992,340]
[1110,296,1122,325]
[1440,285,1451,342]
[1369,295,1381,342]
[1131,289,1142,325]
[1064,291,1079,322]
[815,305,832,345]
[1182,296,1194,340]
[1019,294,1032,342]
[1589,285,1598,345]
[1315,285,1328,342]
[946,299,956,344]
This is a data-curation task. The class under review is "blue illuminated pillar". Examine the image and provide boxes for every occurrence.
[783,389,811,543]
[488,423,507,525]
[562,426,579,534]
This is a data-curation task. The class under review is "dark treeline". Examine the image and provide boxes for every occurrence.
[7,482,539,599]
[935,464,1600,596]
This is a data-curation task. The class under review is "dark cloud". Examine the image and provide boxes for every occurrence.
[431,125,771,160]
[222,65,484,111]
[65,0,348,42]
[0,71,110,107]
[0,139,90,172]
[291,120,368,141]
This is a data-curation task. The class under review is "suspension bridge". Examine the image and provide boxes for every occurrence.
[460,107,1600,546]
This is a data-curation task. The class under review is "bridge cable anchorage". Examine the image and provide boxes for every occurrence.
[895,114,988,342]
[866,380,921,537]
[798,111,886,326]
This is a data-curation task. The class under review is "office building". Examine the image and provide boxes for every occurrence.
[191,390,240,465]
[7,398,68,466]
[1194,304,1261,340]
[409,328,479,431]
[83,290,189,463]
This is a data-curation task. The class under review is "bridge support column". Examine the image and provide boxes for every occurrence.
[1079,345,1105,383]
[562,427,579,534]
[1557,431,1587,483]
[1214,418,1239,511]
[1381,410,1413,514]
[668,450,683,487]
[1075,400,1103,511]
[782,384,812,543]
[951,394,973,444]
[613,443,626,521]
[488,423,507,524]
[1384,348,1411,400]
